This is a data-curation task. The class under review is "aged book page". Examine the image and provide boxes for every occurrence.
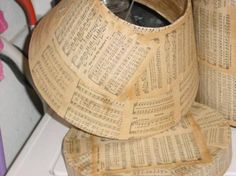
[29,0,199,139]
[63,103,232,176]
[193,0,236,126]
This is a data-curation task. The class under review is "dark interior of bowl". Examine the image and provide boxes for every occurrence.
[130,2,171,27]
[103,0,172,27]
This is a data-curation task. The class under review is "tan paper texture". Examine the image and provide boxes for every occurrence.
[193,0,236,126]
[29,0,199,139]
[63,103,231,176]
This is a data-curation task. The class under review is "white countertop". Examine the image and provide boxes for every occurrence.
[6,113,236,176]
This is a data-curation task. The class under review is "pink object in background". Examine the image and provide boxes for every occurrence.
[0,60,3,81]
[0,39,3,81]
[0,10,8,33]
[0,10,8,81]
[0,10,7,81]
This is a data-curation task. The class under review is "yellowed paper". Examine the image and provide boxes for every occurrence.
[29,0,199,139]
[63,113,211,175]
[193,0,236,126]
[95,114,211,174]
[63,103,231,176]
[197,63,236,126]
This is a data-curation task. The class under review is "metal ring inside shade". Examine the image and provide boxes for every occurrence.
[101,0,130,13]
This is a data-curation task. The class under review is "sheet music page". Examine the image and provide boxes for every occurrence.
[94,114,211,175]
[193,0,236,126]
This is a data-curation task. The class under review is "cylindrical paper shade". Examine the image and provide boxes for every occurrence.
[63,103,232,176]
[193,0,236,126]
[29,0,199,139]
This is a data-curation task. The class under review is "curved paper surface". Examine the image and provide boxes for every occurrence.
[193,0,236,126]
[63,103,232,176]
[29,0,198,139]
